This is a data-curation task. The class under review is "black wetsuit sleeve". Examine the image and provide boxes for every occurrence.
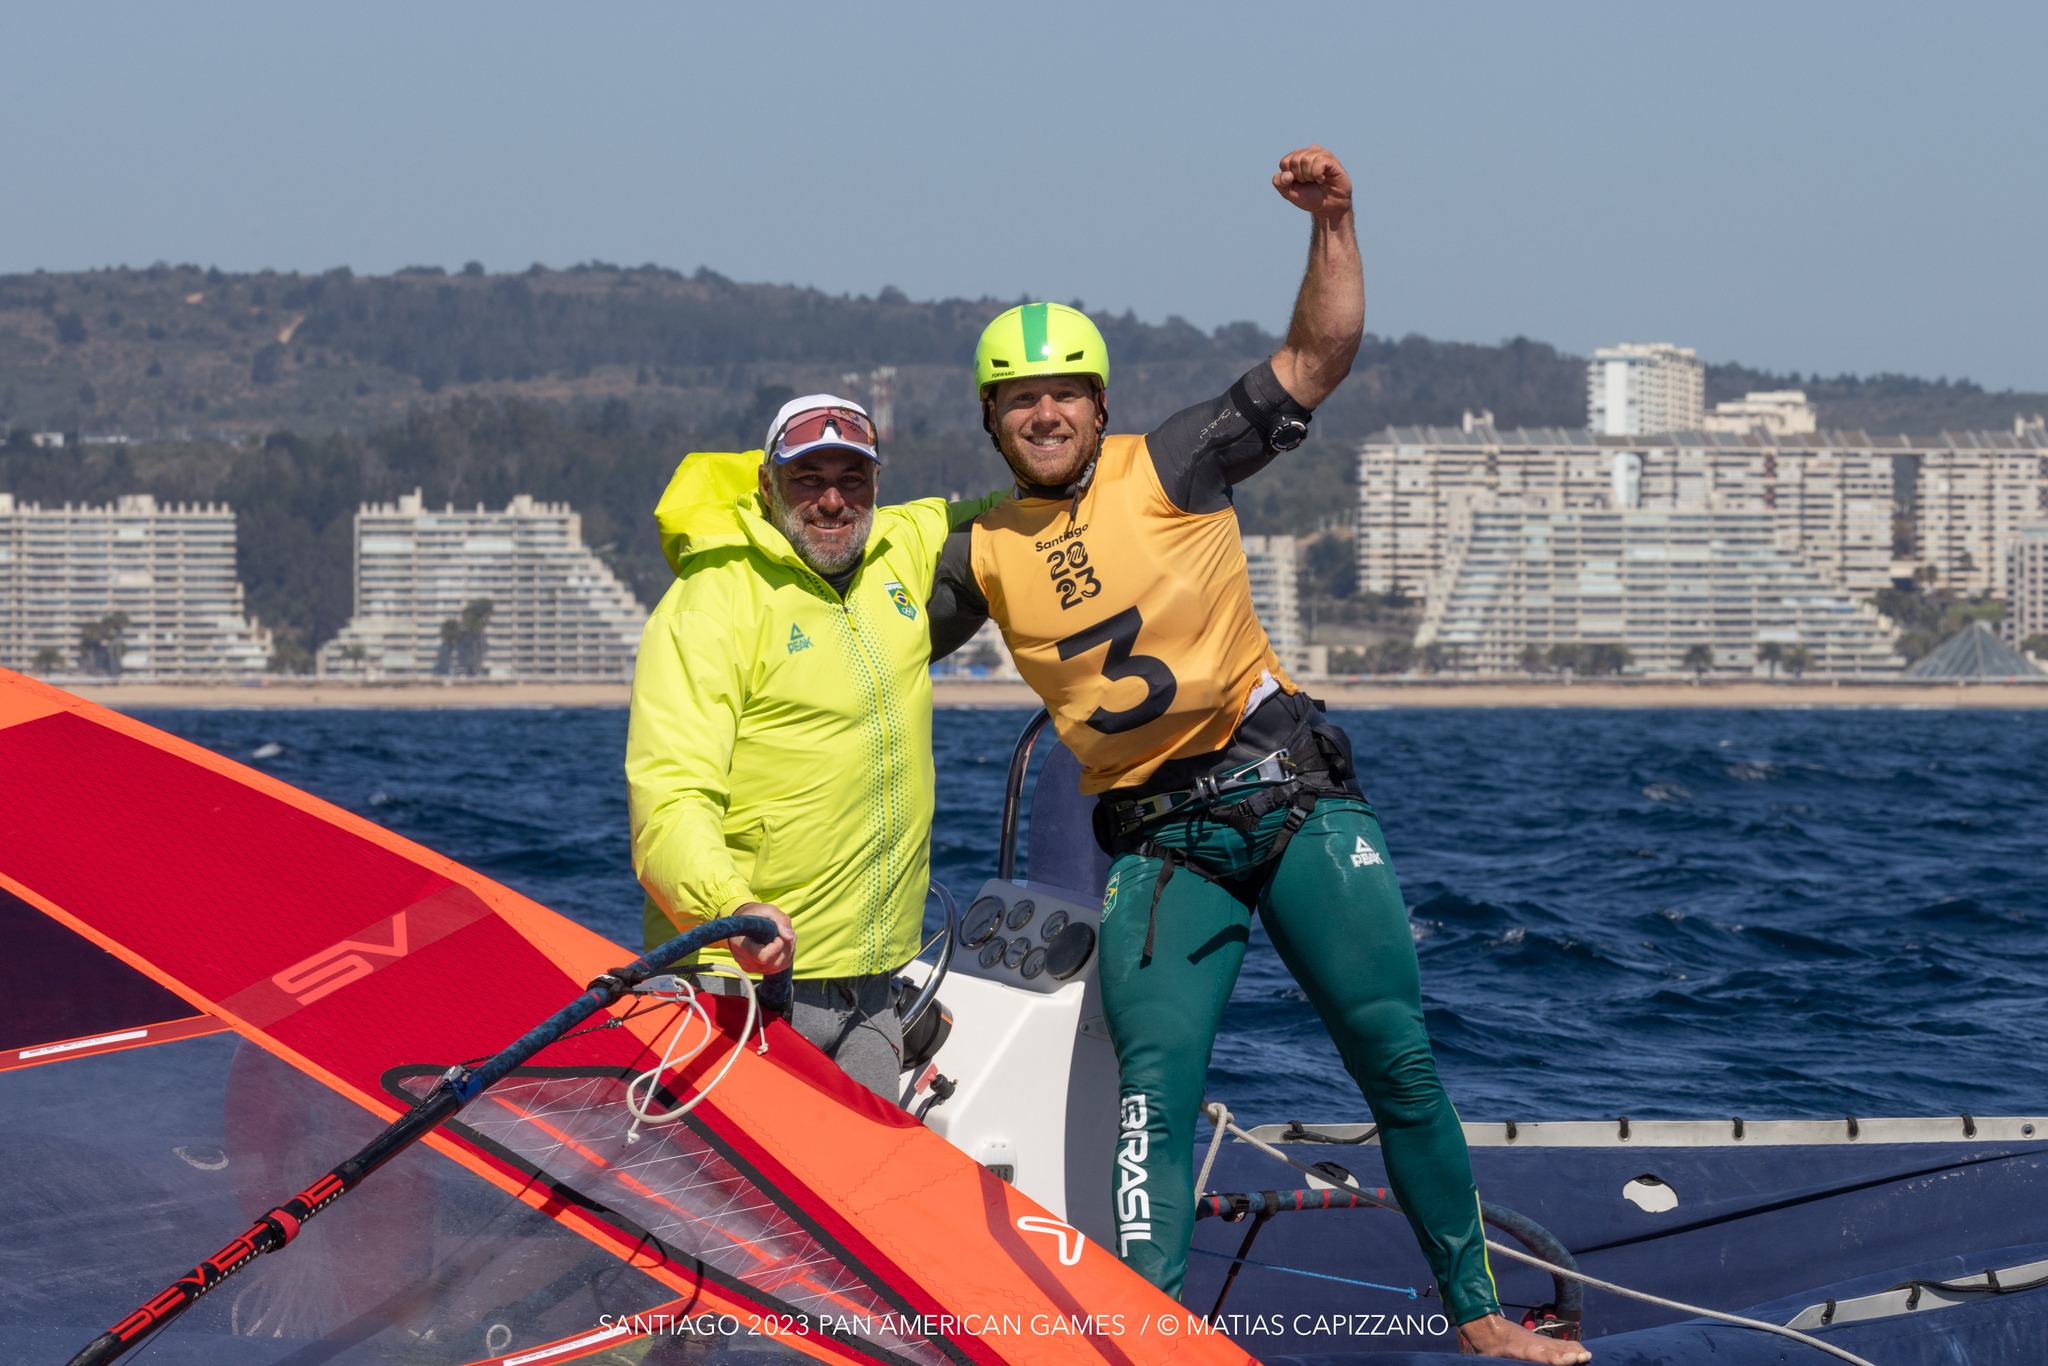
[1144,359,1311,514]
[927,527,989,662]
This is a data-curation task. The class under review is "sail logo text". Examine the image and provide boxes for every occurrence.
[1016,1215,1086,1265]
[272,912,411,1005]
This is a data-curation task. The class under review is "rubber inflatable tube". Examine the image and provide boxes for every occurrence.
[65,915,787,1366]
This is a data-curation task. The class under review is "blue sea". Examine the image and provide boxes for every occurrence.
[137,706,2048,1123]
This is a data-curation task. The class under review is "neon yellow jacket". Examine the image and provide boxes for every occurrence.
[627,451,984,978]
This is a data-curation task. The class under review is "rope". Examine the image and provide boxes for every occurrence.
[1188,1245,1418,1298]
[1216,1109,1882,1366]
[621,967,764,1141]
[1196,1101,1229,1201]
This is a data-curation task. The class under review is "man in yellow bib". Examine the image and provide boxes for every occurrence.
[929,148,1588,1363]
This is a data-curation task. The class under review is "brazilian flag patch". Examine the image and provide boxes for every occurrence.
[884,581,917,621]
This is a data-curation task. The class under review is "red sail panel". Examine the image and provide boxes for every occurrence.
[0,669,1255,1366]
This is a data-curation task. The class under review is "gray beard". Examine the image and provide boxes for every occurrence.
[767,485,874,578]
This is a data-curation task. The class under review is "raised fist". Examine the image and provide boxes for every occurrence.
[1272,145,1353,218]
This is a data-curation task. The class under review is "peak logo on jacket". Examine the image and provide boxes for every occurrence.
[787,624,812,654]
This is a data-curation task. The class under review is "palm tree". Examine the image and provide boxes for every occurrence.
[1681,643,1714,682]
[1783,645,1813,679]
[77,612,131,676]
[30,645,64,674]
[438,598,495,676]
[1757,641,1784,680]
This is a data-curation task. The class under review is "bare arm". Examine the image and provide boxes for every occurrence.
[1267,145,1364,410]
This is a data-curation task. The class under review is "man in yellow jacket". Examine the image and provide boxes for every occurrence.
[627,395,980,1099]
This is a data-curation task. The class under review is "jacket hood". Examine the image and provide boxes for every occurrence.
[656,450,772,576]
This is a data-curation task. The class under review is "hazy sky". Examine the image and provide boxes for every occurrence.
[5,2,2043,389]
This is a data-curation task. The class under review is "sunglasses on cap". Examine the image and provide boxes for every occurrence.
[772,406,877,455]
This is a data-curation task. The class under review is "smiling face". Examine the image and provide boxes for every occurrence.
[987,374,1105,489]
[758,448,878,577]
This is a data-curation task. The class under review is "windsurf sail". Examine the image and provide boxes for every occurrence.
[0,668,1254,1366]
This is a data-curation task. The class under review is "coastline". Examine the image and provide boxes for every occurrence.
[47,677,2048,710]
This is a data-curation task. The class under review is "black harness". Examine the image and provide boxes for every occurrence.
[1095,701,1360,964]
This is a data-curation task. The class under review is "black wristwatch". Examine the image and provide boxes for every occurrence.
[1229,373,1314,452]
[1267,415,1310,451]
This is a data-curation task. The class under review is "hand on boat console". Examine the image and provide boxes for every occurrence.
[1458,1311,1591,1363]
[728,901,794,976]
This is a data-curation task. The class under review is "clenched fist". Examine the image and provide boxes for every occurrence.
[1272,145,1353,219]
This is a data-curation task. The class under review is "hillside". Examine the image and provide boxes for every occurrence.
[7,263,2039,446]
[3,262,2042,666]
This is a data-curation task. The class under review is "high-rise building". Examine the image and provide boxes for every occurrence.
[1587,343,1705,435]
[1356,427,1894,600]
[1240,533,1305,676]
[317,491,646,679]
[1415,506,1900,677]
[0,492,272,676]
[1914,432,2048,595]
[2006,523,2048,651]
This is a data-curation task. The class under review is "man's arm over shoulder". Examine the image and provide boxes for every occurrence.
[928,524,990,662]
[626,593,756,932]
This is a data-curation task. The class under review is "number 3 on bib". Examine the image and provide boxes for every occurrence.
[1055,607,1177,734]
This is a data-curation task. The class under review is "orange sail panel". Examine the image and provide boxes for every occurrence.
[0,669,1254,1366]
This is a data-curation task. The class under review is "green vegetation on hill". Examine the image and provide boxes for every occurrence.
[3,261,2042,664]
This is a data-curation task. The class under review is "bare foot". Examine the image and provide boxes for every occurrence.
[1458,1312,1592,1363]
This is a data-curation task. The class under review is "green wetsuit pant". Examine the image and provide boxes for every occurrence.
[1097,795,1499,1323]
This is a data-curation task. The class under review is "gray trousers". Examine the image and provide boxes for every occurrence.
[693,969,904,1103]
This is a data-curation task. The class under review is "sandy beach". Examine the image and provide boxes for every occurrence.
[47,677,2048,710]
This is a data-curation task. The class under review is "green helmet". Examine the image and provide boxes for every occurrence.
[973,302,1109,398]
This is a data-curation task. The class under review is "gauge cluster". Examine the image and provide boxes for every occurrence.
[954,883,1099,993]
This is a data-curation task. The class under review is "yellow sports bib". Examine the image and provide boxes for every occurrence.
[970,434,1294,793]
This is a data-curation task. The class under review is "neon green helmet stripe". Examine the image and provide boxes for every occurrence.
[1020,302,1050,363]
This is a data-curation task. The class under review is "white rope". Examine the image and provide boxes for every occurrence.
[1195,1101,1230,1199]
[1217,1110,1881,1366]
[622,966,763,1142]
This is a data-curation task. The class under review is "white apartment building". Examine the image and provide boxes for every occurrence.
[1914,431,2048,595]
[1587,343,1705,436]
[2007,523,2048,650]
[1703,390,1818,436]
[1415,506,1899,677]
[0,492,272,676]
[1240,533,1306,677]
[1356,427,1894,600]
[317,492,646,680]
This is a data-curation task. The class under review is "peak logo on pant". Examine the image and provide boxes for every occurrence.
[1350,836,1382,868]
[1116,1092,1152,1256]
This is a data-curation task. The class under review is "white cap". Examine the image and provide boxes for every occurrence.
[762,393,881,465]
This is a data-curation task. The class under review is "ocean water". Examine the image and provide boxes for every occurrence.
[136,705,2048,1123]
